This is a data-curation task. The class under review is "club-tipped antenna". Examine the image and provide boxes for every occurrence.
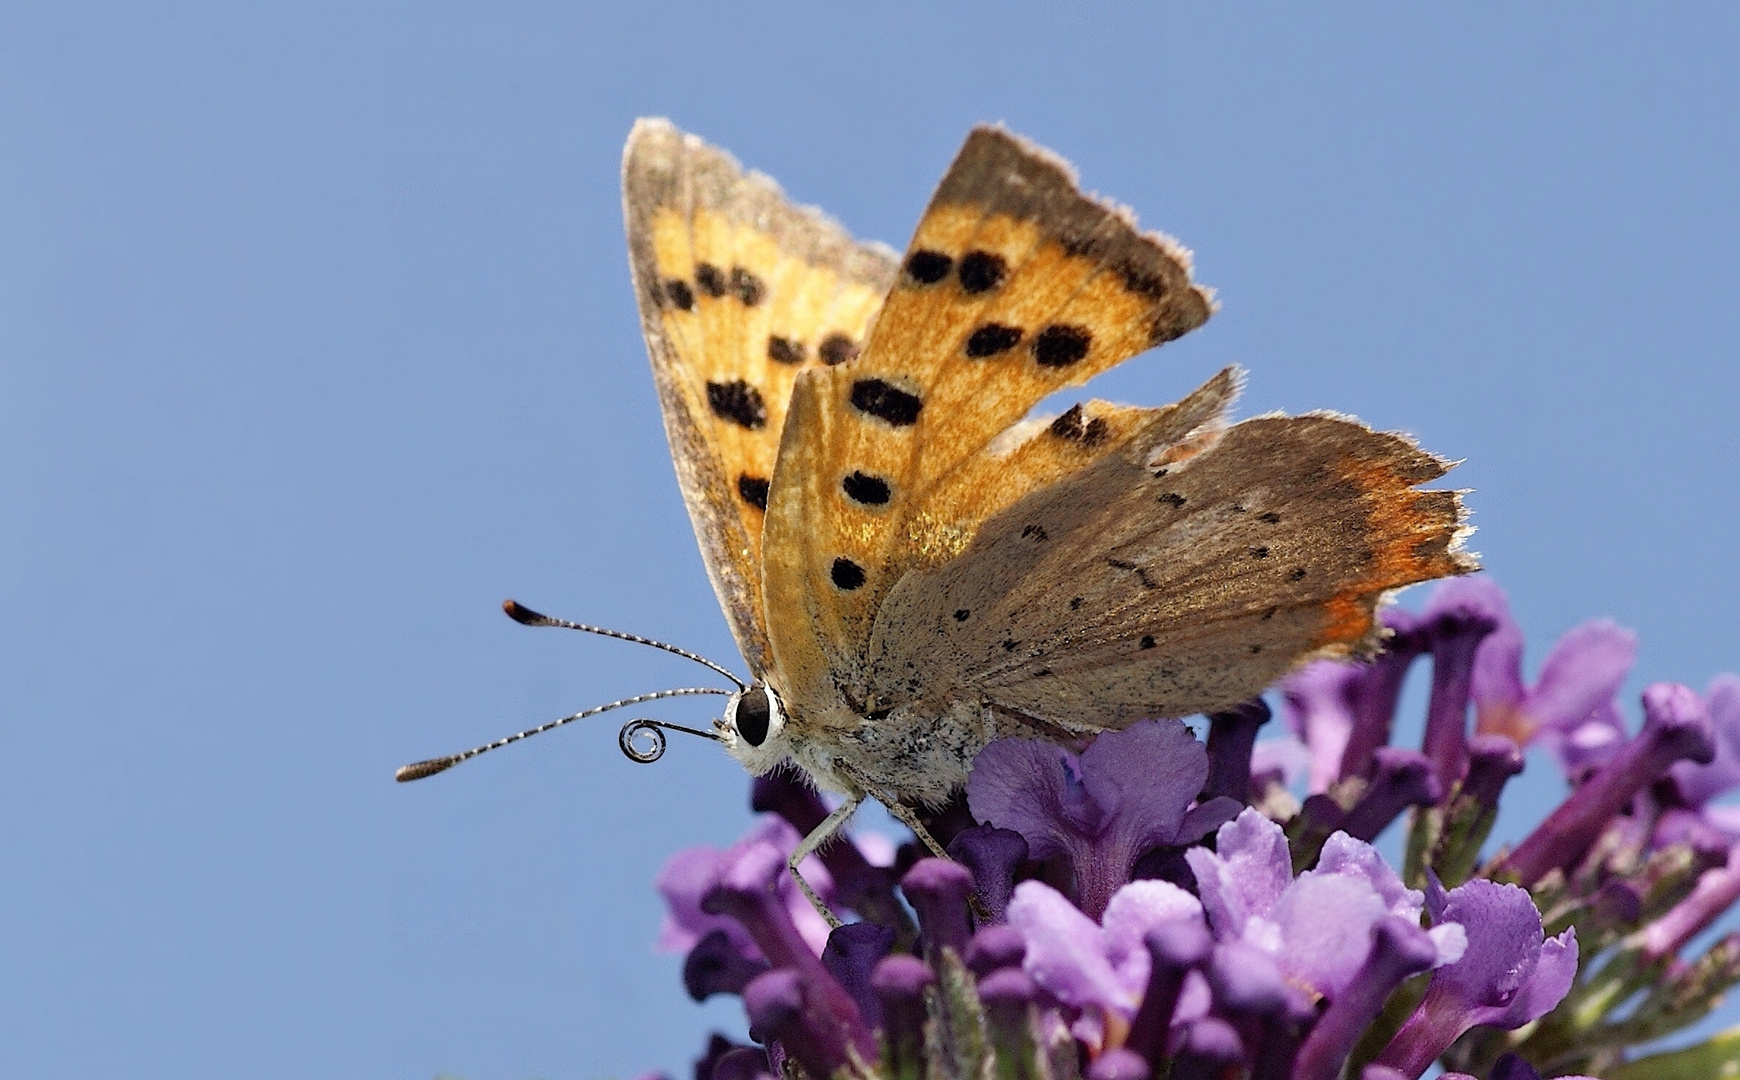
[395,686,728,782]
[501,599,746,690]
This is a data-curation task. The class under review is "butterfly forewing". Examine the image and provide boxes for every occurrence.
[623,119,897,674]
[761,126,1215,710]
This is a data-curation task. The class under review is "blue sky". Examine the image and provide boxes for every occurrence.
[4,4,1737,1078]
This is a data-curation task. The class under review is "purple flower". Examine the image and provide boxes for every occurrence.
[1249,733,1310,792]
[742,968,859,1077]
[1377,879,1578,1078]
[1279,609,1426,793]
[1469,1052,1597,1080]
[947,825,1029,923]
[702,843,877,1073]
[1666,674,1740,824]
[1499,683,1715,885]
[1418,581,1503,785]
[641,572,1740,1080]
[901,857,974,955]
[1005,877,1207,1052]
[1280,660,1362,794]
[871,954,933,1075]
[1451,578,1637,763]
[1547,700,1631,777]
[1201,698,1274,805]
[682,929,770,1000]
[1184,809,1465,1001]
[656,816,839,960]
[691,1035,767,1080]
[1292,917,1443,1080]
[707,1049,774,1080]
[1640,837,1740,960]
[967,720,1241,919]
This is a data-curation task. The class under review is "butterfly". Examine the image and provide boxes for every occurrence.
[398,119,1474,923]
[614,118,1474,919]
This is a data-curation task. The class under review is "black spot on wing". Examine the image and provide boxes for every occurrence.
[953,609,970,622]
[850,379,923,426]
[664,279,695,311]
[737,475,770,511]
[1250,547,1270,560]
[1049,404,1109,447]
[707,380,767,430]
[1289,568,1308,582]
[730,266,765,306]
[842,471,891,505]
[904,250,953,284]
[1033,325,1092,368]
[1119,262,1168,300]
[1139,635,1156,650]
[695,263,726,298]
[767,336,806,365]
[958,251,1007,294]
[1157,492,1186,508]
[819,334,859,366]
[1108,558,1158,590]
[965,323,1023,358]
[1259,512,1282,524]
[831,557,866,590]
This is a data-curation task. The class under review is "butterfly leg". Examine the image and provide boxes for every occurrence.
[788,792,864,930]
[877,796,950,861]
[877,793,995,925]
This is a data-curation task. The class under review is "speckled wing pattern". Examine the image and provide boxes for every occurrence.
[622,119,898,674]
[759,126,1218,720]
[866,372,1475,736]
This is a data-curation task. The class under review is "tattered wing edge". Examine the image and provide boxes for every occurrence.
[936,123,1219,340]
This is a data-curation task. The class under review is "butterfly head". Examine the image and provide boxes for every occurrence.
[718,683,790,771]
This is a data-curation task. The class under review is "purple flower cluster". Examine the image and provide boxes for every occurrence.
[647,578,1740,1080]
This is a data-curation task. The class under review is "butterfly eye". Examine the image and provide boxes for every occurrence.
[729,685,785,748]
[732,687,772,747]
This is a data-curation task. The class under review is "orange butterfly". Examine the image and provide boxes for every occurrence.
[403,120,1473,924]
[618,120,1472,919]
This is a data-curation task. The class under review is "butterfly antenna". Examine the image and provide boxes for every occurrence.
[395,686,728,782]
[502,599,746,690]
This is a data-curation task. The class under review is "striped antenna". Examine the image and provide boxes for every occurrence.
[501,599,746,690]
[395,686,730,782]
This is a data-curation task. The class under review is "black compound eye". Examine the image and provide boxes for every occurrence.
[736,687,772,747]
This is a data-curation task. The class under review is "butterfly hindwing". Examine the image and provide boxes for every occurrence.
[623,119,897,674]
[762,126,1215,710]
[865,369,1475,731]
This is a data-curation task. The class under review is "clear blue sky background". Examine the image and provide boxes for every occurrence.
[4,5,1737,1078]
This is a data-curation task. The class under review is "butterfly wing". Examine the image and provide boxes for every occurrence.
[864,369,1475,734]
[623,119,898,673]
[760,126,1214,714]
